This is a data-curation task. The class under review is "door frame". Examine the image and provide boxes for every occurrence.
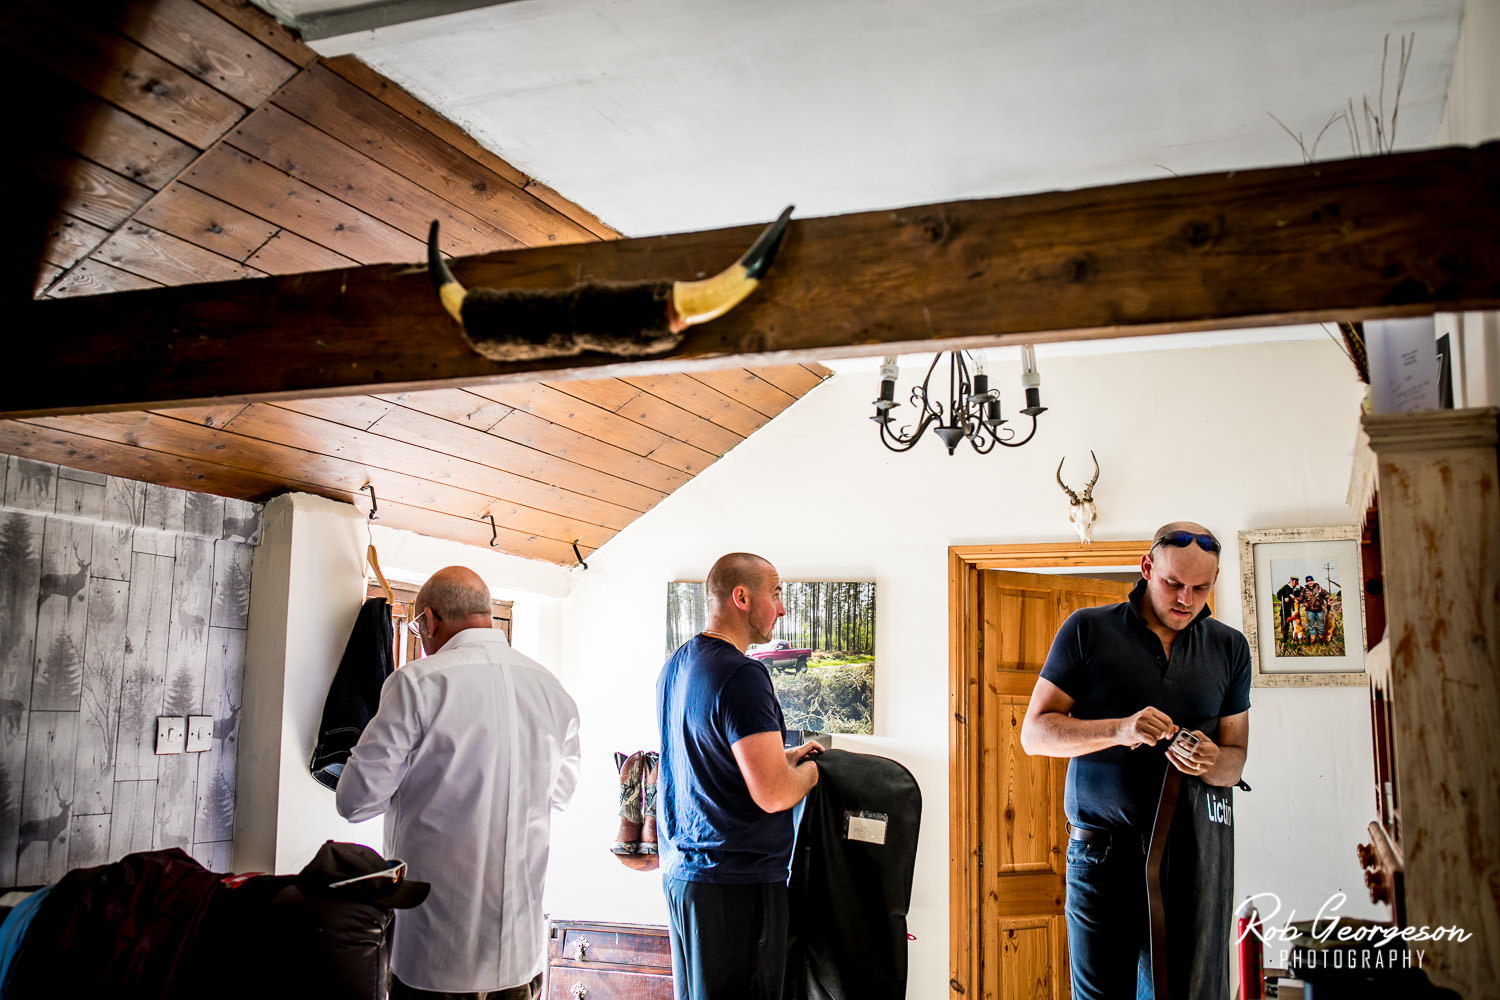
[947,540,1152,997]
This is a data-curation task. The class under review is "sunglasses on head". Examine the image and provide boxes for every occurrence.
[1150,530,1221,554]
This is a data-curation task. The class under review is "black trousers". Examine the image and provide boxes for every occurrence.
[663,875,788,1000]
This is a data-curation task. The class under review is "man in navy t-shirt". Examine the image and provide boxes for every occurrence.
[1020,522,1251,1000]
[656,552,824,1000]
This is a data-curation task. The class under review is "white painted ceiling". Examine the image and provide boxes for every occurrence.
[307,0,1464,237]
[298,0,1465,357]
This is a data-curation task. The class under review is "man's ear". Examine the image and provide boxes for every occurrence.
[732,584,751,610]
[1140,553,1154,581]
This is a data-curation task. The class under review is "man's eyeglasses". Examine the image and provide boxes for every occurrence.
[405,609,431,638]
[1150,530,1221,555]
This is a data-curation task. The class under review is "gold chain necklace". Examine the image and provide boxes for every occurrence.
[700,630,735,645]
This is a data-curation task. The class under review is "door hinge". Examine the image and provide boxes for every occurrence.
[977,842,983,869]
[976,630,984,658]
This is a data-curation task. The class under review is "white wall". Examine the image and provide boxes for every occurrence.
[238,493,384,871]
[545,338,1383,993]
[236,493,575,873]
[1437,0,1500,407]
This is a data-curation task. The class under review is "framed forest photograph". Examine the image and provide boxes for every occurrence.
[666,580,876,734]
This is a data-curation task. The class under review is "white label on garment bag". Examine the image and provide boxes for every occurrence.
[845,810,889,845]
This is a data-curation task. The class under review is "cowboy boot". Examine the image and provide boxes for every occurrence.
[611,751,644,855]
[638,752,659,855]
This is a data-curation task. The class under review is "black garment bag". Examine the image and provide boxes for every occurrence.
[783,748,921,1000]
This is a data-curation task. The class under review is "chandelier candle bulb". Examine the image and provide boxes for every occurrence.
[1020,344,1047,417]
[872,356,900,423]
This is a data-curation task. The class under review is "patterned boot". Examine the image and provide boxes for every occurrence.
[638,752,659,855]
[611,751,644,855]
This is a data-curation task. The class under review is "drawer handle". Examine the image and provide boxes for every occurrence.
[571,983,588,1000]
[572,937,591,961]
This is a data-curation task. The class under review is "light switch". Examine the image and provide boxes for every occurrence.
[186,716,213,753]
[156,717,186,754]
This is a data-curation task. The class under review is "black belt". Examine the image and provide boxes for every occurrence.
[1069,826,1109,843]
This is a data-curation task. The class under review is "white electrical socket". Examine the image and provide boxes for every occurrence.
[156,717,186,754]
[186,716,213,753]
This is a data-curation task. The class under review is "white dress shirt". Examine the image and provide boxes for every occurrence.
[336,627,581,993]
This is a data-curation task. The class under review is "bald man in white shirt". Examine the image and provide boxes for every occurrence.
[338,566,581,1000]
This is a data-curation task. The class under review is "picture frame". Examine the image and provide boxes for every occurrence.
[1238,526,1366,687]
[666,580,876,734]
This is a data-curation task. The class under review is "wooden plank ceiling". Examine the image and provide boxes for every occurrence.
[0,0,830,564]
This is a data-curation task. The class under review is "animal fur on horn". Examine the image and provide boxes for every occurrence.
[427,206,794,361]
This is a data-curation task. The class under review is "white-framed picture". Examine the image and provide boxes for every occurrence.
[1239,526,1366,687]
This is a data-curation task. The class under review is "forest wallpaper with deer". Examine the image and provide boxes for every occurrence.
[0,456,260,887]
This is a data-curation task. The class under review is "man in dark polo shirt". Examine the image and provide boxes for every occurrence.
[1020,521,1251,1000]
[656,552,824,1000]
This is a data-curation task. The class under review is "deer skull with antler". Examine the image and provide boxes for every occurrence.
[1057,451,1101,545]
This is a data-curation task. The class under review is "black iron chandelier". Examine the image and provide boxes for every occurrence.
[871,347,1047,454]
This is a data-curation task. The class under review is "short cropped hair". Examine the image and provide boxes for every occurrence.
[705,552,772,608]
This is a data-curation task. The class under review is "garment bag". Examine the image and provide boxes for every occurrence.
[783,748,921,1000]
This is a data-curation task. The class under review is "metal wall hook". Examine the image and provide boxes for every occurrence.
[360,483,379,521]
[483,512,499,547]
[571,539,589,570]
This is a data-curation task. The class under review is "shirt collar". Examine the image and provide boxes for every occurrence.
[439,627,509,652]
[1127,577,1213,629]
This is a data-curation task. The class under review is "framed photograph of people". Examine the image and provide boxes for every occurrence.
[1238,526,1366,687]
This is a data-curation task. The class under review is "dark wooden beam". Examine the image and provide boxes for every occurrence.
[11,142,1500,418]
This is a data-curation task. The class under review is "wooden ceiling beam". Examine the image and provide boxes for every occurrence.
[11,142,1499,419]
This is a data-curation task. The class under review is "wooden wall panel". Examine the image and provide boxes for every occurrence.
[90,223,262,286]
[135,183,279,261]
[54,85,198,190]
[188,145,425,263]
[118,0,298,108]
[687,370,797,419]
[75,577,129,817]
[246,229,357,274]
[0,459,256,877]
[48,259,164,298]
[3,8,246,149]
[33,153,153,231]
[229,103,525,255]
[271,66,594,246]
[17,710,79,884]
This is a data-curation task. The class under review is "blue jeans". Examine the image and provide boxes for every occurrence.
[1065,834,1154,999]
[1306,609,1325,638]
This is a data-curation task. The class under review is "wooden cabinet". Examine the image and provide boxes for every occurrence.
[546,919,673,1000]
[1348,406,1500,998]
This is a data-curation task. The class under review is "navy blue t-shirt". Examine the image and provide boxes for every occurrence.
[1040,579,1252,836]
[656,634,792,883]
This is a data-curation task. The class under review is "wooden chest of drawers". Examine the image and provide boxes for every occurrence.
[545,919,673,1000]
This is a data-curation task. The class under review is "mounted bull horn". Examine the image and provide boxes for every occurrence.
[428,206,794,361]
[1057,450,1101,546]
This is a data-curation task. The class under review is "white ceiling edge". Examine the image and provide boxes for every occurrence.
[818,324,1333,373]
[300,0,1465,238]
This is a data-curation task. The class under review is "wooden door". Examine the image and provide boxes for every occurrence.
[953,564,1135,1000]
